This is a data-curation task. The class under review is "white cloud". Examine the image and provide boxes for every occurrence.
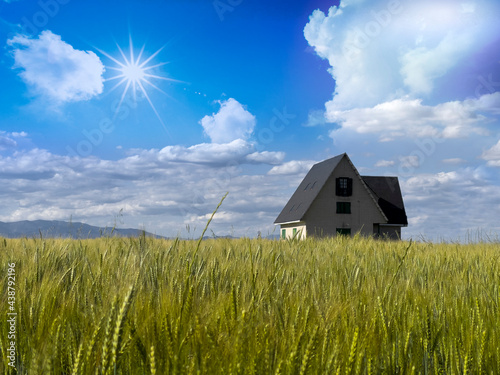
[481,140,500,167]
[246,151,284,165]
[10,131,27,137]
[400,31,473,95]
[402,169,500,240]
[0,135,17,150]
[399,155,420,169]
[304,0,500,122]
[199,98,256,143]
[267,160,316,175]
[374,160,395,167]
[305,109,327,127]
[0,131,28,150]
[7,31,104,103]
[157,139,253,166]
[144,139,284,167]
[328,93,499,140]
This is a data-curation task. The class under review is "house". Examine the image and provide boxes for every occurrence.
[274,153,407,240]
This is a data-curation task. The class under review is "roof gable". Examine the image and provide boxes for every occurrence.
[274,154,344,224]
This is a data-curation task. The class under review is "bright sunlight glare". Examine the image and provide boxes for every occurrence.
[97,35,181,133]
[122,63,146,82]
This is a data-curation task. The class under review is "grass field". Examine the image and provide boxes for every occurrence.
[1,233,499,374]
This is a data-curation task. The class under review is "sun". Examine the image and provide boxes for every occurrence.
[97,35,179,131]
[122,62,146,82]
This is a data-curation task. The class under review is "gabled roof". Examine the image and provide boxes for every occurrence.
[274,153,408,226]
[274,154,344,224]
[362,176,408,226]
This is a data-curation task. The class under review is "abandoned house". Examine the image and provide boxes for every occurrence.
[274,153,408,239]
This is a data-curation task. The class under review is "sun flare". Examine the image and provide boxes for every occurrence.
[97,35,179,131]
[122,62,146,82]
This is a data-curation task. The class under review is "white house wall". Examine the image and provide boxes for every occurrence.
[280,223,307,240]
[304,156,387,238]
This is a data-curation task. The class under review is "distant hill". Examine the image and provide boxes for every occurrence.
[0,220,165,239]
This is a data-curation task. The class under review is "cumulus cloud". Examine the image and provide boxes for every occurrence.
[481,140,500,167]
[268,160,316,175]
[246,151,284,165]
[304,0,500,112]
[328,93,499,140]
[399,31,474,95]
[151,139,283,166]
[199,98,256,143]
[157,139,253,166]
[303,0,500,160]
[7,31,104,103]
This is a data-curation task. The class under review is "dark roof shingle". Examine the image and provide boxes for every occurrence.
[274,154,344,224]
[361,176,408,225]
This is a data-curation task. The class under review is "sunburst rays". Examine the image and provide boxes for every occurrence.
[97,35,180,133]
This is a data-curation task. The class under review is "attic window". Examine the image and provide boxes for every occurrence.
[304,183,310,190]
[310,181,317,189]
[336,177,352,196]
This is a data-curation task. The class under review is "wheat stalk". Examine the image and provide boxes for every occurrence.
[150,345,156,375]
[110,285,135,373]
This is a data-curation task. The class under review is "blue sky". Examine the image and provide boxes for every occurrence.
[0,0,499,240]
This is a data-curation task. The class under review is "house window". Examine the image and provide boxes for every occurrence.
[336,228,351,236]
[336,177,353,196]
[282,229,286,239]
[336,202,351,214]
[293,228,297,237]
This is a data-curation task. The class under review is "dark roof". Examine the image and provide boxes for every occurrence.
[274,154,344,224]
[274,153,408,226]
[362,176,408,225]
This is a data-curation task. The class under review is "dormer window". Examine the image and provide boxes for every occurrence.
[336,177,352,196]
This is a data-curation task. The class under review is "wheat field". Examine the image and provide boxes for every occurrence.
[0,233,499,374]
